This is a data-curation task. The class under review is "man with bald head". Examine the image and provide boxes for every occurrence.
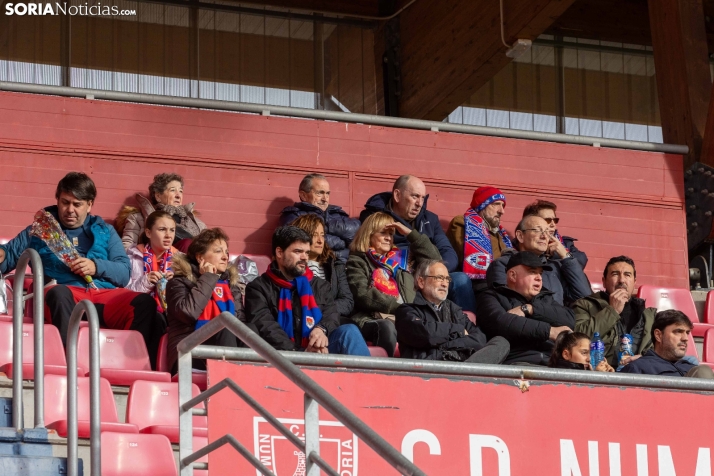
[360,175,474,310]
[475,251,574,365]
[486,215,591,306]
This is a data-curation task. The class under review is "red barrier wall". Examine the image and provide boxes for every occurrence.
[0,91,688,287]
[207,360,714,475]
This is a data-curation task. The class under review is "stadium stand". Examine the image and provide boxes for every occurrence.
[100,432,177,476]
[125,380,207,443]
[76,328,171,386]
[44,374,139,437]
[0,322,69,379]
[637,285,713,337]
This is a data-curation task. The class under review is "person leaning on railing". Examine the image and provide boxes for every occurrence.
[346,212,442,356]
[165,228,246,374]
[115,172,206,254]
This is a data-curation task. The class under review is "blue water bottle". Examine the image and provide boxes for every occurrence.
[590,332,605,369]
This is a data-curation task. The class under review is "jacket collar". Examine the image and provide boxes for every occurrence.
[493,283,553,302]
[367,192,431,226]
[554,358,589,370]
[292,201,345,215]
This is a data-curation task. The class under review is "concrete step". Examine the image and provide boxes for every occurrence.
[0,454,81,475]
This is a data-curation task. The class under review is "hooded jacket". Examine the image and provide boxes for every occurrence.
[0,205,129,289]
[573,291,656,368]
[359,192,458,272]
[475,284,575,357]
[346,229,442,328]
[486,249,591,306]
[165,253,245,373]
[244,263,341,351]
[619,349,696,377]
[395,292,490,360]
[279,202,360,263]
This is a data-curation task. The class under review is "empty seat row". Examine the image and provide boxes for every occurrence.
[100,433,208,476]
[44,375,206,444]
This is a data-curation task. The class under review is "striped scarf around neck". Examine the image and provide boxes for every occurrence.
[142,243,173,312]
[266,267,322,349]
[366,247,408,297]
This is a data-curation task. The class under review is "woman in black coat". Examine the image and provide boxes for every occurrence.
[290,214,354,320]
[165,228,247,373]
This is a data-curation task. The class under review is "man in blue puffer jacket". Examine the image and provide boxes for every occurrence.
[279,173,360,263]
[0,172,165,368]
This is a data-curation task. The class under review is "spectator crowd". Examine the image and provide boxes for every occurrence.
[0,171,711,380]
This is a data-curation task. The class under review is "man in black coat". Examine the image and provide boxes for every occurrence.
[360,175,476,313]
[395,259,509,363]
[245,226,369,355]
[486,215,591,306]
[620,310,714,378]
[476,251,574,365]
[279,173,360,263]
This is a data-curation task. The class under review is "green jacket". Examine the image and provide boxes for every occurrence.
[346,229,442,328]
[573,291,656,367]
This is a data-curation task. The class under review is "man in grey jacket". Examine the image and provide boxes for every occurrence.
[486,215,591,306]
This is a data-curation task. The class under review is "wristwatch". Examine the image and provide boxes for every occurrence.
[564,252,573,259]
[520,304,531,317]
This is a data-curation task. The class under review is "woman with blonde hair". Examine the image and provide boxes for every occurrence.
[290,214,354,318]
[346,212,442,355]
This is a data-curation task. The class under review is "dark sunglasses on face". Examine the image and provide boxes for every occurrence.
[543,217,560,225]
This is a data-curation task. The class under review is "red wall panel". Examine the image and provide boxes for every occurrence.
[0,91,687,287]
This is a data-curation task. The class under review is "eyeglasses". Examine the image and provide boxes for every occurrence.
[543,217,560,225]
[425,275,452,284]
[521,228,549,236]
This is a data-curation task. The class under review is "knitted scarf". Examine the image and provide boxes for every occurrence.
[266,267,322,349]
[463,210,512,279]
[141,244,173,312]
[195,280,236,329]
[366,247,408,297]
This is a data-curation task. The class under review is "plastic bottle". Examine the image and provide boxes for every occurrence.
[616,333,634,371]
[590,332,605,369]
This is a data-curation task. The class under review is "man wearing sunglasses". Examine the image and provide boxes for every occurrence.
[522,200,587,269]
[395,259,510,363]
[485,215,591,306]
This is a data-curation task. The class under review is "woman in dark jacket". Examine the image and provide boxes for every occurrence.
[290,214,353,319]
[346,211,442,356]
[165,228,246,373]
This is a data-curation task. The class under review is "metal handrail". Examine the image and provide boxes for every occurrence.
[177,312,425,476]
[11,249,45,431]
[0,81,689,155]
[193,346,714,393]
[65,300,101,476]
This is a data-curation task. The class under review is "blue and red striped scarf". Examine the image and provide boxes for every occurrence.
[463,210,512,280]
[366,247,408,297]
[141,244,173,312]
[195,280,236,329]
[266,267,322,349]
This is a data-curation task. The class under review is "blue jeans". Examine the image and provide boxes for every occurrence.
[327,324,370,356]
[448,272,476,313]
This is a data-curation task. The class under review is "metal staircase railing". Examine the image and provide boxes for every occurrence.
[11,249,46,431]
[177,311,426,476]
[9,248,101,475]
[65,299,101,476]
